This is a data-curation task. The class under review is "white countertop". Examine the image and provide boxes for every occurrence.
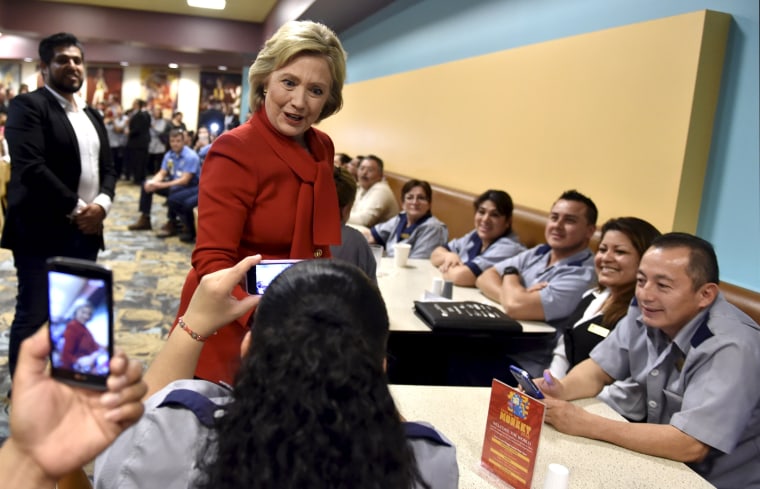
[390,384,715,489]
[376,258,555,334]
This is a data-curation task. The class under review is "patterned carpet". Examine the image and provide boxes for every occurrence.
[0,180,194,440]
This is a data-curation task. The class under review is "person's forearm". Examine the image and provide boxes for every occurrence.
[475,268,502,302]
[557,359,612,400]
[348,208,379,227]
[143,319,206,399]
[500,275,545,320]
[443,266,476,287]
[0,439,56,489]
[430,247,447,266]
[166,175,193,189]
[578,412,709,463]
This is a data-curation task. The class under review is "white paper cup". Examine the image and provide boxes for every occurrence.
[431,277,444,296]
[394,243,411,267]
[369,244,384,264]
[543,463,570,489]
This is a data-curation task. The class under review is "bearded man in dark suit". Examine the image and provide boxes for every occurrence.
[1,32,116,380]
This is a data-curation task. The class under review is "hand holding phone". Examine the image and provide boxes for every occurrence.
[245,259,301,295]
[509,364,545,399]
[47,257,114,390]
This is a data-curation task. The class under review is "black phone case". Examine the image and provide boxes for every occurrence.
[46,257,114,390]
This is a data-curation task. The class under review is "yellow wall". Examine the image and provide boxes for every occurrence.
[320,10,730,232]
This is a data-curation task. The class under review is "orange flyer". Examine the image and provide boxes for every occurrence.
[480,379,545,489]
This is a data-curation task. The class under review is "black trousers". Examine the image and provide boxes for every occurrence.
[125,146,149,184]
[8,233,99,379]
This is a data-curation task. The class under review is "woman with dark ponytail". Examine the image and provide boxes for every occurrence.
[95,257,457,489]
[548,216,661,421]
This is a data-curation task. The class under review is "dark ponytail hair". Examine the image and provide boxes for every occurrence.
[197,260,424,489]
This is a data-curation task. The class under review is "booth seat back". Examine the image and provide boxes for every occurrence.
[385,171,598,250]
[384,171,760,324]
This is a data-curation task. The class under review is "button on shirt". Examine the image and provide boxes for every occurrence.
[46,86,112,215]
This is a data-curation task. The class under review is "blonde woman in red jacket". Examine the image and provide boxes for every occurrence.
[172,21,347,384]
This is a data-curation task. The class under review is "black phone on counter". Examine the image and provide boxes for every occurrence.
[509,364,545,399]
[46,257,114,390]
[245,259,301,295]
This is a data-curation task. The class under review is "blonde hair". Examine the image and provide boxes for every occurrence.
[248,20,347,122]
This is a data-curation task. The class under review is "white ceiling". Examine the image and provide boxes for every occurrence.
[38,0,278,23]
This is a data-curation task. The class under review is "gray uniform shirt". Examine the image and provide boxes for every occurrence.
[590,294,760,489]
[491,245,596,377]
[330,223,377,282]
[95,379,459,489]
[445,229,525,277]
[371,213,448,259]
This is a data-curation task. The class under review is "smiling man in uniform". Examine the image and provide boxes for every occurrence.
[538,233,760,488]
[476,189,597,377]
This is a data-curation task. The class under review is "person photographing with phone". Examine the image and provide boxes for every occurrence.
[0,326,145,489]
[535,233,760,489]
[96,256,457,489]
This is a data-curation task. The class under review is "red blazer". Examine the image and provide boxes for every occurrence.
[173,109,341,384]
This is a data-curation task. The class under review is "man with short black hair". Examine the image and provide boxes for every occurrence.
[538,232,760,488]
[2,32,117,379]
[476,189,597,377]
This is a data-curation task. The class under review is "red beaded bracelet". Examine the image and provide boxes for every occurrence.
[177,316,211,343]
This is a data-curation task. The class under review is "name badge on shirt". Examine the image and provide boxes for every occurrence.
[587,323,610,338]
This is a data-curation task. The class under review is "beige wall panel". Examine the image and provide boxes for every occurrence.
[320,10,730,232]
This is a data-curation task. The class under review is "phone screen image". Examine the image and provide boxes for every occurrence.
[246,260,301,295]
[47,259,113,389]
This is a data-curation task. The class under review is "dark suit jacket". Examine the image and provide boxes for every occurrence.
[1,87,117,255]
[127,109,151,149]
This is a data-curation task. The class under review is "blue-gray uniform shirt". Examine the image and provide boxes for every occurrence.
[371,212,448,259]
[590,294,760,489]
[161,145,200,184]
[491,244,596,377]
[445,229,525,277]
[94,379,458,489]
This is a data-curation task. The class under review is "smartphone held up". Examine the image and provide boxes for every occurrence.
[47,257,114,390]
[245,259,301,295]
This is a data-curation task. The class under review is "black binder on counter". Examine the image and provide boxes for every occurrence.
[413,301,522,333]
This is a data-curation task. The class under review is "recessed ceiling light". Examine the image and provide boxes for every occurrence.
[168,63,179,69]
[187,0,226,10]
[23,57,34,62]
[120,61,129,67]
[218,66,227,71]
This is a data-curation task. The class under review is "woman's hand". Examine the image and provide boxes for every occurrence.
[181,255,263,338]
[535,369,565,399]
